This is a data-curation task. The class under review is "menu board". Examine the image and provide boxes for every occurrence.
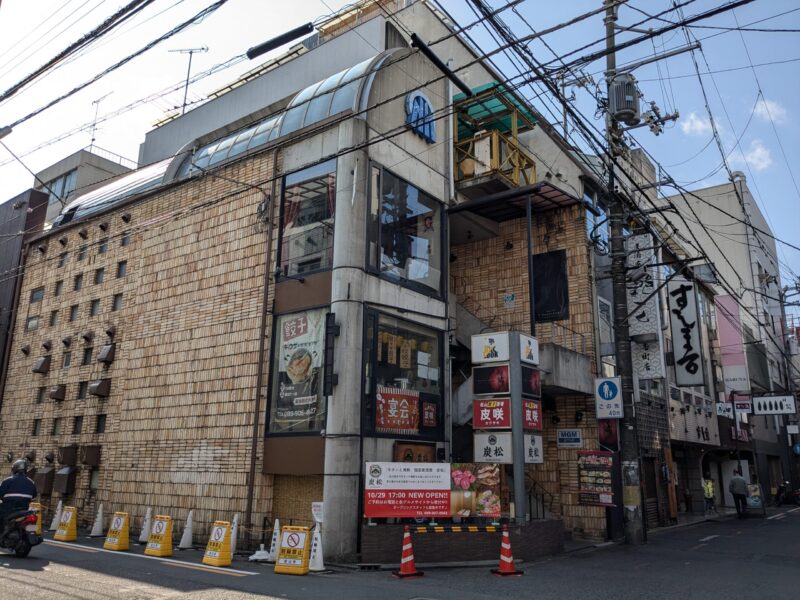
[577,450,614,507]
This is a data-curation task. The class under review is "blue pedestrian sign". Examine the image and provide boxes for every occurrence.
[595,377,622,419]
[793,443,800,457]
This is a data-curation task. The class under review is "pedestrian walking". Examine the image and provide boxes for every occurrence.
[703,475,717,514]
[729,470,748,519]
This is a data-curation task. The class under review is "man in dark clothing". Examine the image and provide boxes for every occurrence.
[729,470,748,519]
[0,460,38,532]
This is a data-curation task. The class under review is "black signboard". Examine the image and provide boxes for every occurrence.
[532,250,569,322]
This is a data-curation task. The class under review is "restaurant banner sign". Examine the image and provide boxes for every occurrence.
[667,279,705,386]
[274,309,326,424]
[523,399,543,430]
[363,462,502,518]
[375,386,420,435]
[364,462,450,518]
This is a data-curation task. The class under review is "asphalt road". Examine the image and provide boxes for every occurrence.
[2,507,799,599]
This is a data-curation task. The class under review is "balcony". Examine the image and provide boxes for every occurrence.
[453,83,538,201]
[455,129,537,199]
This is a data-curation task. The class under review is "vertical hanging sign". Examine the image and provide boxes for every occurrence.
[626,233,665,378]
[667,279,705,386]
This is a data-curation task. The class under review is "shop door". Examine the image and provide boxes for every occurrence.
[642,458,660,528]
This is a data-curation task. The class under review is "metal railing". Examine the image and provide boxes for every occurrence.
[526,476,555,520]
[455,130,536,189]
[550,321,589,355]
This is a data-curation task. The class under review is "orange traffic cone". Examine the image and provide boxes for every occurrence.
[392,526,423,578]
[491,524,523,576]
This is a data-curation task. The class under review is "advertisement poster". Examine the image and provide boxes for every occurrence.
[450,463,502,518]
[523,400,542,431]
[577,450,614,506]
[363,462,502,518]
[364,462,451,518]
[473,364,510,395]
[473,398,511,429]
[274,309,326,424]
[422,402,438,427]
[376,386,420,435]
[471,332,510,364]
[521,366,541,397]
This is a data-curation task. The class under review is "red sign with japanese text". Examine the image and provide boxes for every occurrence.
[364,462,451,518]
[375,386,420,435]
[523,399,542,431]
[473,398,511,429]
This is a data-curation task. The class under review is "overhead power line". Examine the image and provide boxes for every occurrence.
[0,0,156,105]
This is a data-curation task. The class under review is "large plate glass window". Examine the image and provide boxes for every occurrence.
[278,159,336,277]
[268,308,328,434]
[368,165,443,295]
[363,311,443,440]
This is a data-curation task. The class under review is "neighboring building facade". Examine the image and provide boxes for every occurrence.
[664,173,794,495]
[35,148,133,225]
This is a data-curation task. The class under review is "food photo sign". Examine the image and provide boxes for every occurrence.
[363,462,503,518]
[577,450,614,507]
[274,309,326,424]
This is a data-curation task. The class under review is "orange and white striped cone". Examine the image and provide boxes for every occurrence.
[491,524,523,576]
[392,526,424,578]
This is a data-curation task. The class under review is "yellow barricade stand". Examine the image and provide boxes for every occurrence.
[202,521,232,567]
[29,502,42,535]
[144,515,173,557]
[54,506,78,542]
[274,526,311,576]
[104,512,130,551]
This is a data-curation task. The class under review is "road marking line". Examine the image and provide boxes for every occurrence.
[162,561,248,577]
[689,543,707,551]
[698,535,719,542]
[44,540,258,575]
[767,513,786,520]
[787,507,800,513]
[43,542,98,554]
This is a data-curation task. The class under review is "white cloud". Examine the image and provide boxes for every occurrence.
[754,98,788,124]
[680,111,712,136]
[730,139,773,172]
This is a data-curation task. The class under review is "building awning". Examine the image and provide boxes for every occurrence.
[448,180,582,222]
[454,81,537,139]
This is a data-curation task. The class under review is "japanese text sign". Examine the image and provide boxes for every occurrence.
[524,434,544,464]
[364,462,450,518]
[667,279,705,386]
[523,400,542,431]
[473,398,511,429]
[474,432,513,464]
[595,377,622,419]
[375,386,420,435]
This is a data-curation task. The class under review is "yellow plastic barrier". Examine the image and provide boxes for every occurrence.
[104,512,130,551]
[144,515,173,557]
[274,525,311,576]
[54,506,77,542]
[202,521,231,567]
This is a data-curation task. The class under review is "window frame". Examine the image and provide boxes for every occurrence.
[30,287,44,303]
[69,304,79,322]
[72,415,83,435]
[361,308,445,442]
[77,381,88,399]
[51,417,61,436]
[94,268,105,284]
[365,162,446,299]
[95,413,107,433]
[116,260,127,278]
[276,159,338,280]
[62,351,71,369]
[32,419,41,436]
[82,347,93,366]
[111,293,123,312]
[89,299,101,317]
[25,315,40,331]
[120,232,131,247]
[54,280,63,296]
[74,273,83,291]
[98,238,109,254]
[77,245,87,261]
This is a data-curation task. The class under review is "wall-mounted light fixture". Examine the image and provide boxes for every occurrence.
[121,213,131,223]
[79,228,88,239]
[575,410,584,423]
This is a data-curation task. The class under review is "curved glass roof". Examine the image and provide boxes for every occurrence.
[54,158,172,226]
[55,52,392,228]
[178,54,378,178]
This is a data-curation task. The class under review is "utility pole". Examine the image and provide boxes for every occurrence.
[604,0,645,545]
[169,47,208,115]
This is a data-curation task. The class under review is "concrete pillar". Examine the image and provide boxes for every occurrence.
[323,120,368,561]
